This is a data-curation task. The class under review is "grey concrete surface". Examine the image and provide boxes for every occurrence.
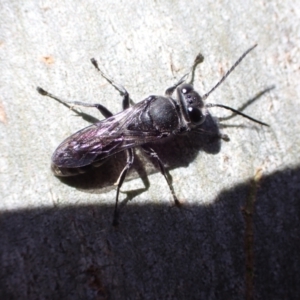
[0,0,299,299]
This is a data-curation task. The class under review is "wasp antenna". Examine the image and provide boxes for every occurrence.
[165,73,189,96]
[206,103,269,126]
[202,44,257,101]
[188,53,204,85]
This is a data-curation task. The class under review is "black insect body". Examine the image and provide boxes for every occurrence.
[37,44,268,225]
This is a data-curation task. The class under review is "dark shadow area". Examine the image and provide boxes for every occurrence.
[218,85,275,122]
[1,166,299,299]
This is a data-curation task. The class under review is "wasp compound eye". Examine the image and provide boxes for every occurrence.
[187,106,205,124]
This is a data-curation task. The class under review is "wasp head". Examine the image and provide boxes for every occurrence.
[177,83,207,127]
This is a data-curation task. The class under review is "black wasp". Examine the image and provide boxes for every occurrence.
[37,44,268,226]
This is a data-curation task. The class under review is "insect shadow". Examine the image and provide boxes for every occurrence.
[37,45,269,225]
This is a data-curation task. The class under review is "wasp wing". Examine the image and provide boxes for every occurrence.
[52,98,161,169]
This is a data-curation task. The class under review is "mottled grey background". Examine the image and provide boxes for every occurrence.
[0,0,299,299]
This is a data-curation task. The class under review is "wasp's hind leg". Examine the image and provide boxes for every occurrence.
[36,87,114,118]
[37,58,131,119]
[141,145,180,206]
[90,58,139,226]
[112,148,135,226]
[91,58,130,110]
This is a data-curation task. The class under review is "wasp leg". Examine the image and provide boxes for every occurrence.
[37,85,134,226]
[141,145,180,206]
[113,148,134,226]
[91,58,130,110]
[90,59,138,225]
[36,87,114,118]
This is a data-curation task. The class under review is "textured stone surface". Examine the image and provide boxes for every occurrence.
[1,1,299,299]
